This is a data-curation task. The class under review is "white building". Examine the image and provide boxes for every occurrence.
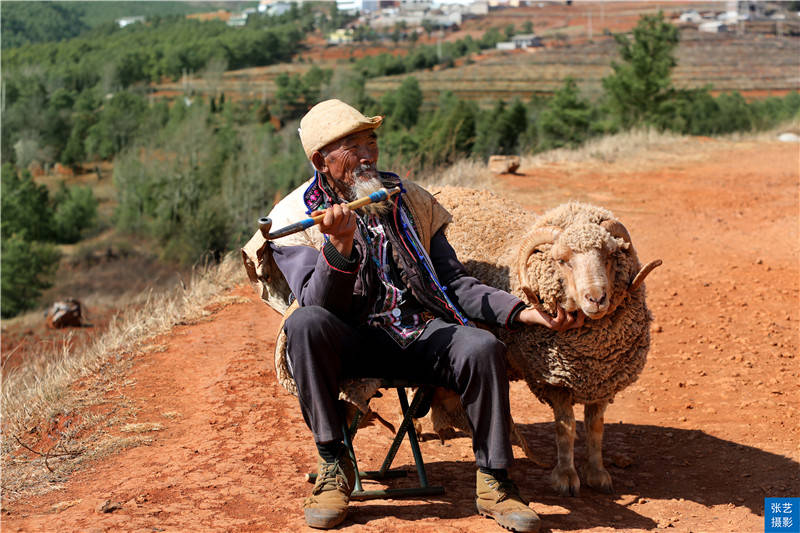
[258,0,310,13]
[699,21,729,33]
[337,0,380,14]
[116,16,145,28]
[511,33,542,47]
[228,12,249,26]
[679,10,702,24]
[497,33,542,49]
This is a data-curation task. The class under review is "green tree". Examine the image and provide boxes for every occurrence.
[504,24,516,39]
[602,12,679,128]
[1,233,61,317]
[473,99,527,157]
[52,184,99,243]
[391,27,402,44]
[539,78,593,149]
[499,99,528,152]
[479,27,503,49]
[1,163,53,241]
[422,20,434,38]
[522,21,534,34]
[416,94,476,167]
[1,2,89,48]
[61,111,94,167]
[85,91,147,159]
[0,163,62,317]
[393,77,423,129]
[473,100,506,158]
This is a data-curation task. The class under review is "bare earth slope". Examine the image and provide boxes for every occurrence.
[3,137,798,532]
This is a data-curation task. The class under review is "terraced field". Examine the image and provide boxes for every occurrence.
[149,1,798,107]
[365,31,800,105]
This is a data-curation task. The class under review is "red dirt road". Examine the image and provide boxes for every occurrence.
[3,137,799,532]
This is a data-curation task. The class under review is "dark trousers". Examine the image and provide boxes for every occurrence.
[284,305,514,469]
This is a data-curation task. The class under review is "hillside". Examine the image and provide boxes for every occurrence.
[365,31,800,104]
[151,1,800,105]
[2,130,798,532]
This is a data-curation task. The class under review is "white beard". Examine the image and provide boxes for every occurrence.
[353,176,391,216]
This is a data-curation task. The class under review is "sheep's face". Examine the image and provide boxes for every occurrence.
[552,225,621,320]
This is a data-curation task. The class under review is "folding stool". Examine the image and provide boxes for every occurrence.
[306,379,445,500]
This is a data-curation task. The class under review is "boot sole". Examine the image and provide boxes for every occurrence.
[304,508,348,530]
[476,503,541,533]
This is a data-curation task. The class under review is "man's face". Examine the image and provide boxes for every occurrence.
[316,129,380,196]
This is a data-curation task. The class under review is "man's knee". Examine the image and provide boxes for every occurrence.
[285,305,337,338]
[458,330,507,375]
[285,306,344,367]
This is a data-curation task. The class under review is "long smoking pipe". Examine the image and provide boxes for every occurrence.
[258,186,401,240]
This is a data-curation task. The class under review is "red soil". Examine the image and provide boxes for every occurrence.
[3,138,799,532]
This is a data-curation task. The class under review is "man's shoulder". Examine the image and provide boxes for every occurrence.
[270,177,315,217]
[389,175,452,248]
[399,179,443,213]
[268,177,324,249]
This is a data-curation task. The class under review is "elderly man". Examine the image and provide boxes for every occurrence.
[268,99,581,531]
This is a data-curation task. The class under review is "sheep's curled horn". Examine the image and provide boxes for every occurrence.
[599,219,662,290]
[517,225,561,314]
[600,219,632,247]
[516,220,662,314]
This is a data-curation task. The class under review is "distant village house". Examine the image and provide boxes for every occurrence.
[116,16,145,28]
[496,33,542,50]
[327,28,355,44]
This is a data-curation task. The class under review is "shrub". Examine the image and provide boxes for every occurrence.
[539,78,593,149]
[393,77,423,129]
[1,163,53,242]
[52,184,99,244]
[1,233,61,318]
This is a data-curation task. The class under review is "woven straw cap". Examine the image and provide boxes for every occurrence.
[299,99,382,159]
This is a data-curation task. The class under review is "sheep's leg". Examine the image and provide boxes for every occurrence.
[550,391,580,496]
[511,417,550,468]
[581,401,613,493]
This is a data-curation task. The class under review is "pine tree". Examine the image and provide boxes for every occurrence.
[394,77,423,129]
[539,78,592,149]
[602,12,679,128]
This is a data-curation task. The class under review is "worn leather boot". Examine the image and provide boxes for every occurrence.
[476,470,541,532]
[303,451,356,529]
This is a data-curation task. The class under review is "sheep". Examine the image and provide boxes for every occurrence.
[427,186,660,496]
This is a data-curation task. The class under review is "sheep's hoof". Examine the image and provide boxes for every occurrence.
[582,464,614,494]
[413,419,423,442]
[550,465,580,497]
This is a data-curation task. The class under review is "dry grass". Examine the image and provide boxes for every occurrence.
[417,122,800,190]
[415,158,496,190]
[1,254,245,501]
[526,122,800,168]
[521,127,688,167]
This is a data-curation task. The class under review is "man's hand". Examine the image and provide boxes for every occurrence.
[313,203,356,257]
[517,306,585,332]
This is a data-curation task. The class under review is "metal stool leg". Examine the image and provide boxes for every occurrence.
[306,385,445,500]
[397,388,431,488]
[342,414,364,493]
